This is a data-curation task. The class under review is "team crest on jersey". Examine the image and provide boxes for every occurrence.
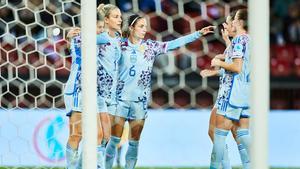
[130,54,137,63]
[139,45,146,53]
[234,44,243,51]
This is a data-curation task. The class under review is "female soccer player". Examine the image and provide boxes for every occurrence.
[201,11,249,169]
[64,3,122,168]
[95,3,123,168]
[209,9,250,169]
[64,14,107,169]
[104,14,215,169]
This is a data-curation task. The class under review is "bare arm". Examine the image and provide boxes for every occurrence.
[200,69,220,78]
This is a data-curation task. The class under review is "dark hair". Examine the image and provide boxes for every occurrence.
[122,14,143,38]
[236,9,248,31]
[229,11,237,21]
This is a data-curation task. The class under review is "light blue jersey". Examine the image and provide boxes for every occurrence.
[216,34,250,112]
[213,47,228,108]
[97,32,122,105]
[64,35,82,104]
[116,31,201,104]
[64,33,110,115]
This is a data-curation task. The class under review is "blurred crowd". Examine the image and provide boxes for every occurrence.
[270,0,300,45]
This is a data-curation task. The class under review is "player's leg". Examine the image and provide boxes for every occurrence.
[125,119,145,169]
[210,106,239,169]
[99,112,111,145]
[105,116,126,169]
[233,114,251,169]
[125,100,147,169]
[66,111,82,169]
[209,106,232,169]
[94,97,111,169]
[105,101,127,169]
[208,107,217,141]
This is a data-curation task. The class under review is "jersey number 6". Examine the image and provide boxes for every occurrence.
[129,65,136,76]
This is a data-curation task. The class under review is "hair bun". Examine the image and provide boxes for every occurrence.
[97,4,105,16]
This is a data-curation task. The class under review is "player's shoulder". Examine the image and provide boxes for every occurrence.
[233,34,250,44]
[144,39,162,48]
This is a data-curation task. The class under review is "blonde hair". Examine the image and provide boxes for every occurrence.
[97,4,119,18]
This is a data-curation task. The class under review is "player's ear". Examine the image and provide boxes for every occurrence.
[129,26,133,31]
[104,17,109,25]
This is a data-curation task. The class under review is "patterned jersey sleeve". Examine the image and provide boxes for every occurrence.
[70,35,81,58]
[166,31,201,51]
[147,39,168,56]
[232,35,249,59]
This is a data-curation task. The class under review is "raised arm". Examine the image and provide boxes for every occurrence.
[66,27,81,42]
[66,27,109,45]
[166,26,216,51]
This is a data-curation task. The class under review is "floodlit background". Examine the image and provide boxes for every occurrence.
[0,0,299,168]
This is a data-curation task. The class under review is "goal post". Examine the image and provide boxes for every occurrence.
[81,0,98,169]
[249,0,269,168]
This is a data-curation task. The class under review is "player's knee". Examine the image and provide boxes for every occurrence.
[68,134,82,145]
[130,129,142,141]
[97,130,104,141]
[103,132,111,142]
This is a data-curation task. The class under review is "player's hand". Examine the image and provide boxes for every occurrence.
[67,27,81,40]
[221,23,230,43]
[214,54,225,60]
[211,58,222,67]
[200,69,215,78]
[199,26,216,35]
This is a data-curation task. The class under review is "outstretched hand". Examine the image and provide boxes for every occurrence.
[199,25,216,35]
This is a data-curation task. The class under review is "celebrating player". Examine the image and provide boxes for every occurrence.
[105,13,215,169]
[64,3,122,168]
[209,9,250,169]
[64,13,108,169]
[201,11,250,169]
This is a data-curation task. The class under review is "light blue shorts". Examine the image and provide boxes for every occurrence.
[64,93,114,116]
[114,100,148,120]
[216,104,250,121]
